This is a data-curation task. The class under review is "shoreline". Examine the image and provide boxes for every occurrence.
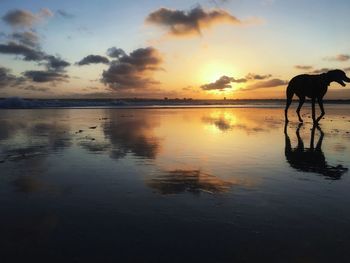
[1,97,350,109]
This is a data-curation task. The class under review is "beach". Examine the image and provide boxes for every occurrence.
[1,105,350,262]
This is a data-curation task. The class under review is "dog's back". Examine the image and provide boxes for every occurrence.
[287,73,328,99]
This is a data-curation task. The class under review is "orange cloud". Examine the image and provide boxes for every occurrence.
[241,78,288,91]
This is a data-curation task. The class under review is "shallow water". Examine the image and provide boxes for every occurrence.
[1,106,350,262]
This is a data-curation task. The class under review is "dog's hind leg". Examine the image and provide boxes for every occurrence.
[296,96,305,123]
[285,85,294,122]
[311,98,316,123]
[316,98,325,123]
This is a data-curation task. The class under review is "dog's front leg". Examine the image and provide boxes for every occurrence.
[316,98,325,123]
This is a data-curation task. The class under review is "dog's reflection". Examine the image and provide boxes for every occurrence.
[284,123,348,179]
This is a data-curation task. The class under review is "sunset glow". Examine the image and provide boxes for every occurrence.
[1,1,350,99]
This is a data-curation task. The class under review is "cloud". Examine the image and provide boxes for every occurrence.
[245,73,272,80]
[310,68,331,74]
[295,65,313,70]
[57,10,75,19]
[146,6,242,36]
[0,42,70,71]
[242,78,288,91]
[21,85,50,92]
[10,31,40,48]
[200,73,274,91]
[201,75,234,90]
[0,15,69,87]
[2,8,53,28]
[44,55,70,71]
[106,47,126,58]
[200,75,247,91]
[0,41,45,61]
[325,54,350,62]
[23,70,68,83]
[0,66,24,88]
[77,55,110,66]
[102,47,163,90]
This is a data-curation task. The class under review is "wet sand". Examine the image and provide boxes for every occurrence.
[0,106,350,262]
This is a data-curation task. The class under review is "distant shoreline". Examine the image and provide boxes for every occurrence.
[1,97,350,109]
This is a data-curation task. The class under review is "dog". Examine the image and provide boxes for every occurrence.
[285,69,350,123]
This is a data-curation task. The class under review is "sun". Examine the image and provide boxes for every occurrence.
[198,62,239,84]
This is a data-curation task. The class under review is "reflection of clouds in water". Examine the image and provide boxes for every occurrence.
[0,120,26,141]
[29,123,72,150]
[78,139,111,153]
[0,119,72,194]
[147,169,234,195]
[202,110,281,133]
[102,113,160,160]
[9,156,65,194]
[0,121,71,162]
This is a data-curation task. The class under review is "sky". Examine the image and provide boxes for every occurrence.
[1,0,350,99]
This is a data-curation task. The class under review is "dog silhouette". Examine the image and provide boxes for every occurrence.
[284,123,348,179]
[285,69,350,123]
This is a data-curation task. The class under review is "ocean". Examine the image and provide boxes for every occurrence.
[0,104,350,262]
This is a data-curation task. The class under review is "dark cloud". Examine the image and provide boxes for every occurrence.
[325,54,350,62]
[118,48,163,70]
[245,73,272,80]
[57,10,75,19]
[1,10,71,86]
[200,75,247,91]
[295,65,313,70]
[242,78,288,91]
[102,47,162,90]
[45,55,70,71]
[106,47,126,58]
[0,41,69,71]
[0,66,24,88]
[146,6,241,36]
[201,75,234,90]
[11,31,40,48]
[232,77,247,83]
[2,8,53,28]
[77,55,110,66]
[0,41,45,61]
[23,70,68,83]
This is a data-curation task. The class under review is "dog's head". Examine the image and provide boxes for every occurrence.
[326,69,350,87]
